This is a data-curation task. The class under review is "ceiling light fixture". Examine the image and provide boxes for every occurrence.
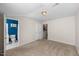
[41,10,47,16]
[41,3,59,16]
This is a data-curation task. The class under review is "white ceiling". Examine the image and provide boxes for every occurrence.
[0,3,79,21]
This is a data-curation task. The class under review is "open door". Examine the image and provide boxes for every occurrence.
[5,18,19,50]
[43,24,48,40]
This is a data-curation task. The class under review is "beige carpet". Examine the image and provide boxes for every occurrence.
[5,40,78,56]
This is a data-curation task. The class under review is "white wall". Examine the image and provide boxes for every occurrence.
[43,16,76,45]
[75,10,79,53]
[19,17,43,46]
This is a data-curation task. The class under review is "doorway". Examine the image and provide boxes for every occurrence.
[43,24,48,40]
[5,18,19,50]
